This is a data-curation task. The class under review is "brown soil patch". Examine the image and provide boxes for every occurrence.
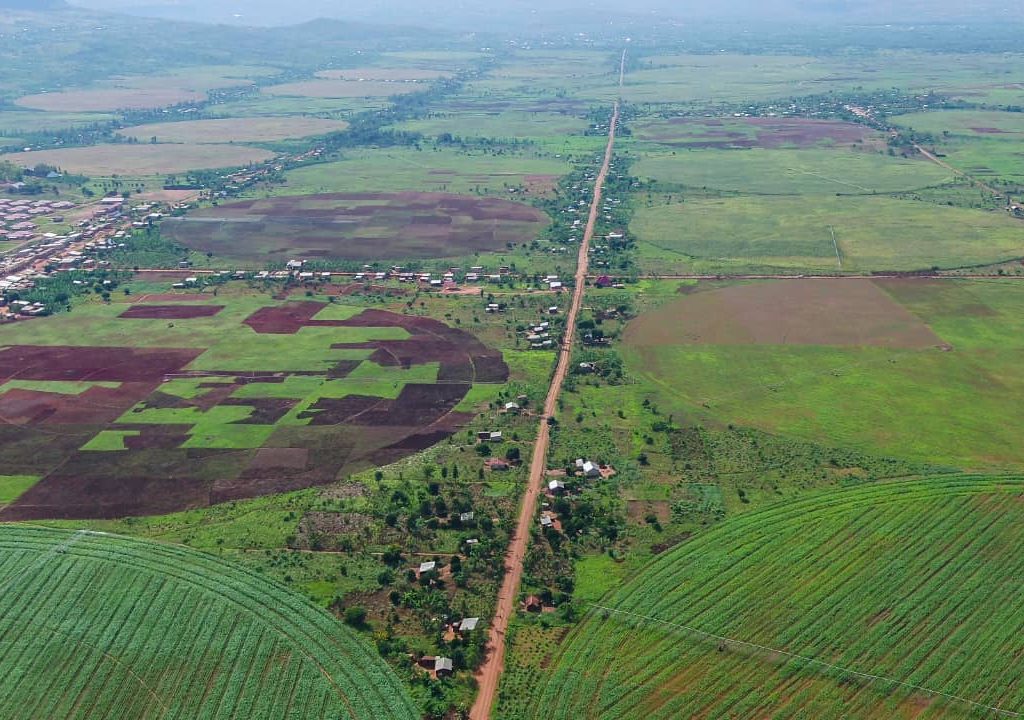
[15,87,206,112]
[624,280,943,348]
[627,500,671,524]
[315,68,452,81]
[0,309,506,520]
[970,127,1010,134]
[115,117,349,144]
[163,191,547,262]
[120,305,224,319]
[638,117,875,149]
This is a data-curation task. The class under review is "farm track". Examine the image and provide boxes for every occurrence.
[468,49,626,720]
[532,476,1024,720]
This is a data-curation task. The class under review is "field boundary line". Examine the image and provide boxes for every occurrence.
[590,604,1022,718]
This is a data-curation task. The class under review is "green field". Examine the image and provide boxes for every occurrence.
[391,111,589,140]
[892,109,1024,137]
[632,195,1024,272]
[0,525,418,719]
[621,279,1024,470]
[283,146,572,196]
[525,476,1024,720]
[634,148,954,195]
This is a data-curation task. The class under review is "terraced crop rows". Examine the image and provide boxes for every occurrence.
[526,476,1024,720]
[0,527,419,720]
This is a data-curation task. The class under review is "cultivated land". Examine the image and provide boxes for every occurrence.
[0,144,276,176]
[632,195,1024,273]
[115,117,350,144]
[633,117,881,149]
[622,279,1024,469]
[263,80,423,99]
[634,147,954,195]
[163,192,548,262]
[316,68,453,81]
[530,477,1024,720]
[0,525,418,720]
[0,290,508,519]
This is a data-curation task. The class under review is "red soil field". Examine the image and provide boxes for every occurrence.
[119,305,224,319]
[639,117,875,149]
[0,307,507,520]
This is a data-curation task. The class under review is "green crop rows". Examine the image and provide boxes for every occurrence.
[0,526,419,720]
[522,476,1024,720]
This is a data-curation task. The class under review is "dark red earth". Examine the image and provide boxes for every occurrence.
[119,305,224,319]
[0,305,506,520]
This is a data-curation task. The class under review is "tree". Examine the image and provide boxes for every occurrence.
[505,446,521,462]
[344,606,368,629]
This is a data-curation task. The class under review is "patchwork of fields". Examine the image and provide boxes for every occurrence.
[164,191,548,262]
[0,292,507,518]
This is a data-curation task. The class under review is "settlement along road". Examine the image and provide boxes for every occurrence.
[469,50,625,720]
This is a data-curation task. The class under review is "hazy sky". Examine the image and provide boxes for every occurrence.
[67,0,1016,29]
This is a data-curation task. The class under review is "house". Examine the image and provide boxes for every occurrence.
[504,402,520,414]
[583,461,600,478]
[458,617,480,633]
[595,275,613,288]
[549,281,563,291]
[548,306,559,314]
[579,362,596,373]
[524,595,543,613]
[418,561,436,575]
[434,657,454,678]
[477,431,492,441]
[540,514,553,528]
[548,479,565,494]
[459,511,475,523]
[489,460,510,472]
[488,431,503,442]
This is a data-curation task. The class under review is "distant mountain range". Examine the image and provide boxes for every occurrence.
[0,0,67,7]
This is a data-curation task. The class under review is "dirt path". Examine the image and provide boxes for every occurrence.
[913,142,1012,202]
[468,49,626,720]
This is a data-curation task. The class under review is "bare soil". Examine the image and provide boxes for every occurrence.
[119,305,224,319]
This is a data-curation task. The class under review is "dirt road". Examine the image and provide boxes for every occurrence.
[468,50,625,720]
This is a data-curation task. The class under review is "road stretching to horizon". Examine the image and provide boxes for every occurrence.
[468,48,627,720]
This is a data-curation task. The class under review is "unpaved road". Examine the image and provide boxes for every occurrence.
[468,50,626,720]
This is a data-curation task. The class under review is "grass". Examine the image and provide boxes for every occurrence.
[892,109,1024,137]
[0,475,38,505]
[634,147,954,195]
[115,117,349,144]
[0,110,117,134]
[391,112,589,140]
[0,525,419,720]
[263,79,423,99]
[632,195,1024,273]
[526,476,1024,720]
[1,380,121,395]
[283,145,571,196]
[621,279,1024,470]
[0,143,276,176]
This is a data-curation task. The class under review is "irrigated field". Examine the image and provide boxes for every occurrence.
[525,476,1024,720]
[622,279,1024,469]
[115,117,349,144]
[0,292,507,518]
[164,192,549,262]
[0,144,276,176]
[0,525,418,720]
[633,195,1024,273]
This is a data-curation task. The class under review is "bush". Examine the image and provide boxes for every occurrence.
[344,606,368,629]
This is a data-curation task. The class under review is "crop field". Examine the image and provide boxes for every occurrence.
[163,191,548,262]
[634,147,954,195]
[633,117,880,149]
[892,109,1024,138]
[14,65,277,112]
[524,476,1024,720]
[0,110,118,135]
[0,291,507,519]
[0,525,418,720]
[263,80,423,99]
[0,143,276,176]
[392,111,590,140]
[622,279,1024,469]
[315,68,453,81]
[632,195,1024,273]
[115,117,349,144]
[283,147,574,196]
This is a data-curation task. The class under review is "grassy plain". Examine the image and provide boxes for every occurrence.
[392,112,589,140]
[622,279,1024,470]
[263,79,423,99]
[634,147,954,194]
[1,143,276,176]
[115,117,349,144]
[0,525,418,720]
[632,195,1024,272]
